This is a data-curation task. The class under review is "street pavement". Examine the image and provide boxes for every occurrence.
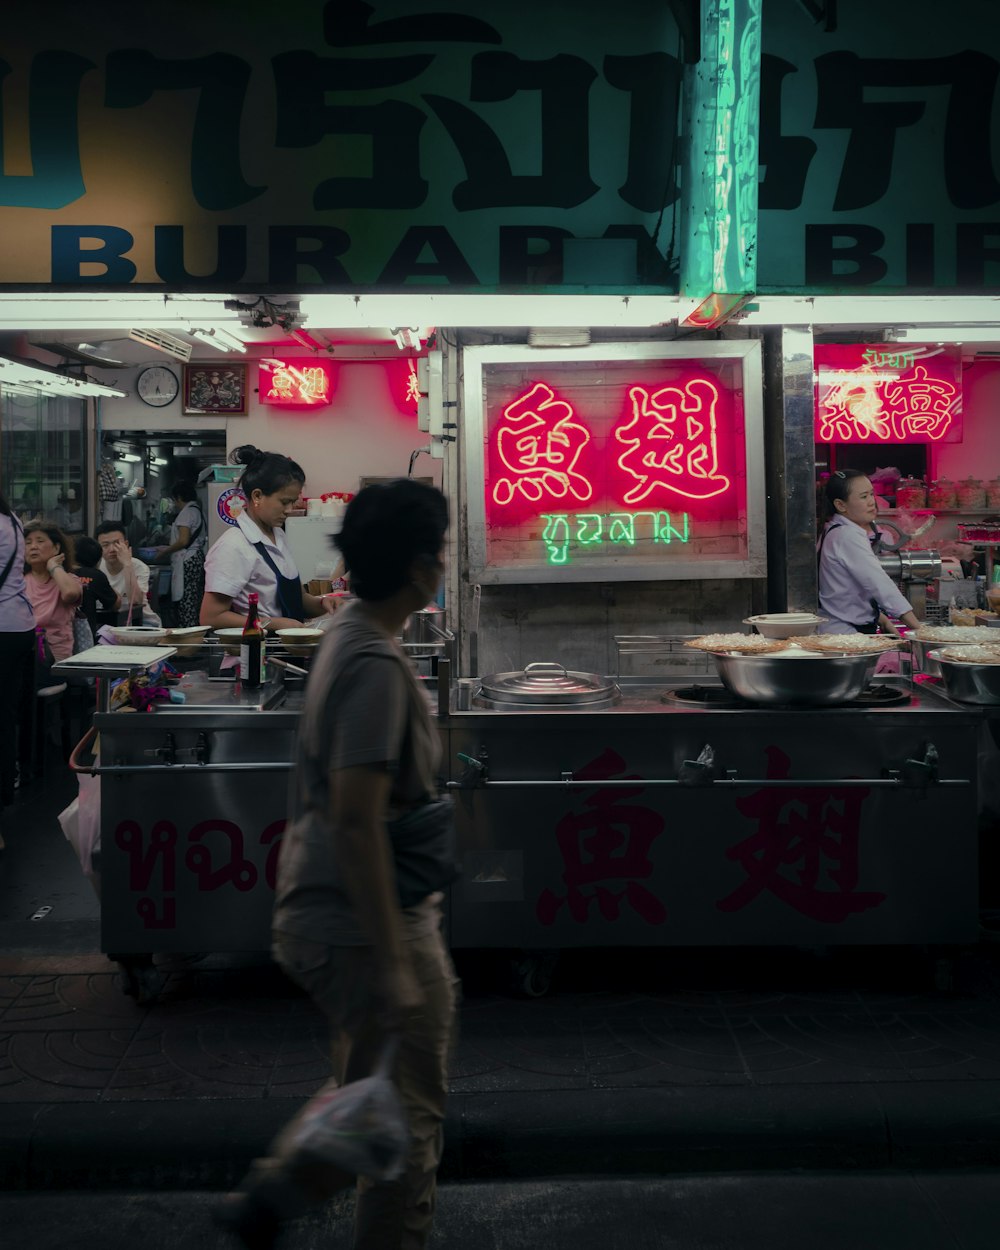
[2,1172,998,1250]
[2,760,1000,1250]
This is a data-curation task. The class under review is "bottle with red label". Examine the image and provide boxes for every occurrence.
[240,592,266,688]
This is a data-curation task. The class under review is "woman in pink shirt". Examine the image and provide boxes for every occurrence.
[23,522,82,661]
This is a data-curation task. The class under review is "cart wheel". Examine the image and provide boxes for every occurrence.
[510,951,559,998]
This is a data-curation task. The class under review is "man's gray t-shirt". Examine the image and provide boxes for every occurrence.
[273,599,442,945]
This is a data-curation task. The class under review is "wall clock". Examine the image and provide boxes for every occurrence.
[136,366,179,408]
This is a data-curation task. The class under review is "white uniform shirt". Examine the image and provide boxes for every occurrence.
[817,517,912,633]
[204,510,300,619]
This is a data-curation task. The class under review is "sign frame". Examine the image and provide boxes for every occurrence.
[462,340,767,584]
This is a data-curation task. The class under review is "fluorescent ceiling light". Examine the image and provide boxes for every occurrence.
[0,355,126,398]
[390,327,425,350]
[287,328,328,352]
[885,325,1000,343]
[153,457,169,466]
[119,452,142,463]
[129,327,192,361]
[189,327,247,353]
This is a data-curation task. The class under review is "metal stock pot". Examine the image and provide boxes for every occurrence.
[477,662,620,709]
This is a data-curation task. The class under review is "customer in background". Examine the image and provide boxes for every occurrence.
[95,521,161,628]
[201,445,335,633]
[73,536,120,636]
[817,469,920,635]
[153,482,206,628]
[217,480,457,1250]
[22,522,83,661]
[0,492,36,850]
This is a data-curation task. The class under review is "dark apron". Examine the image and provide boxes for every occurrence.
[253,542,304,621]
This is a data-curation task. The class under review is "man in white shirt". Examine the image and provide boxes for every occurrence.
[95,522,162,628]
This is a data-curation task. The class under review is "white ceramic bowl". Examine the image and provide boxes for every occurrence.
[276,627,324,656]
[214,626,248,655]
[744,613,824,639]
[111,625,167,647]
[164,625,211,655]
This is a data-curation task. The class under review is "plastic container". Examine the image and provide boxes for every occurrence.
[957,477,987,510]
[928,478,958,509]
[894,476,927,508]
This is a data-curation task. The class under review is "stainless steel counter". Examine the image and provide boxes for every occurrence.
[91,671,985,955]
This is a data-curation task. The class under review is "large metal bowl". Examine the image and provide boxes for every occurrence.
[710,650,879,705]
[927,650,1000,705]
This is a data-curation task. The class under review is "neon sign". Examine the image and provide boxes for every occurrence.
[541,511,690,565]
[492,381,592,506]
[616,380,731,502]
[815,344,963,444]
[258,359,334,407]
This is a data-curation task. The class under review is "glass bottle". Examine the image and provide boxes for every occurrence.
[240,592,266,689]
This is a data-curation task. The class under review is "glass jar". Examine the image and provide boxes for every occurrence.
[894,476,927,508]
[956,477,987,509]
[986,477,1000,510]
[928,478,958,509]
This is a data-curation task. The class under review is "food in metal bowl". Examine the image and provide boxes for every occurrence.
[684,633,789,654]
[795,634,900,655]
[930,648,1000,704]
[710,648,880,705]
[915,625,992,644]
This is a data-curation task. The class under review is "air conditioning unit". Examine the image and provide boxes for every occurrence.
[128,328,193,361]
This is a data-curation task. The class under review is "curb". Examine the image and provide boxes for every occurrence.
[4,1082,1000,1189]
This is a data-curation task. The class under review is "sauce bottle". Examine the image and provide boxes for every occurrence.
[240,592,266,689]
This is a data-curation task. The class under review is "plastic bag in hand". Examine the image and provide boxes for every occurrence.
[285,1037,408,1181]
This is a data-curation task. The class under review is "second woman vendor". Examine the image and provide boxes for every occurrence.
[200,445,336,632]
[817,468,920,635]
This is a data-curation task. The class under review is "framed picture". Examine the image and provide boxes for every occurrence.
[183,362,248,415]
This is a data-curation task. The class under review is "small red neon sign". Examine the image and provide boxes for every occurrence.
[258,359,334,407]
[815,345,962,444]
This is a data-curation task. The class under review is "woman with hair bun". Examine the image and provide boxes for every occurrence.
[817,468,920,635]
[200,445,335,633]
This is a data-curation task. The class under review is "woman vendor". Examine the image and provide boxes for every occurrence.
[817,469,920,635]
[153,482,207,628]
[200,445,336,633]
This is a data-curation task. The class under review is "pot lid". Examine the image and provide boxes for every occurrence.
[479,661,617,705]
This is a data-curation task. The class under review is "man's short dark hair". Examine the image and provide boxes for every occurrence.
[95,520,128,543]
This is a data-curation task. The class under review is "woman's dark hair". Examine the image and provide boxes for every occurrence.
[0,490,12,518]
[824,468,870,516]
[74,536,102,568]
[23,520,75,570]
[336,480,448,602]
[230,444,305,498]
[172,480,198,503]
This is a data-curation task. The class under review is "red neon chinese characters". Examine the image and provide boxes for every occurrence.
[816,351,959,444]
[492,381,592,506]
[536,748,667,926]
[716,747,885,923]
[260,360,333,406]
[615,379,731,503]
